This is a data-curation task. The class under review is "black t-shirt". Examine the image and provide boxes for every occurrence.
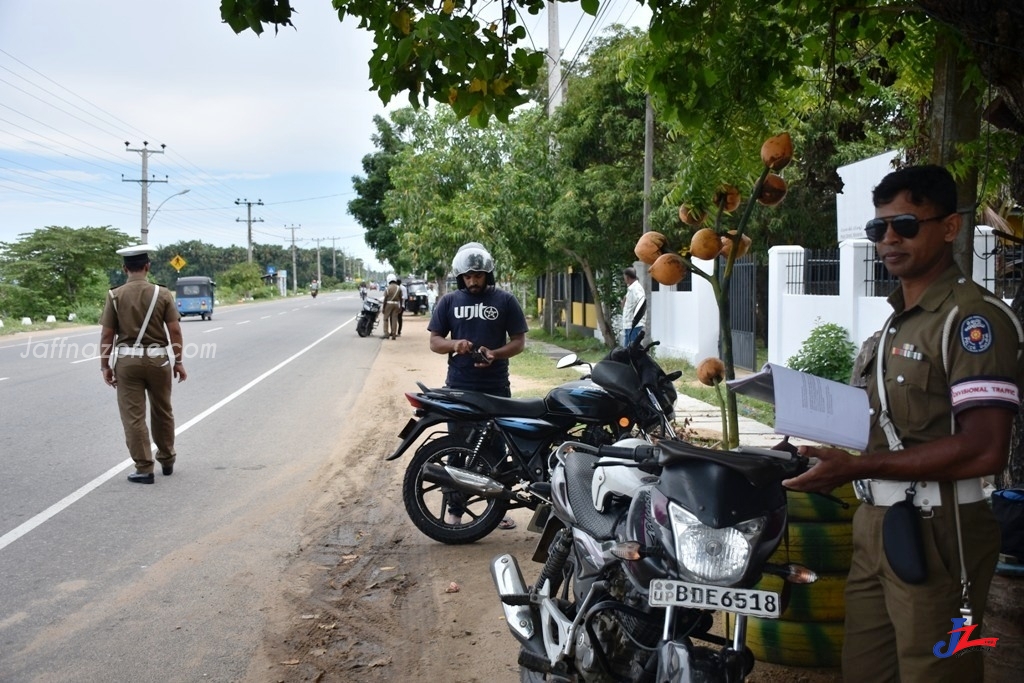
[428,286,529,392]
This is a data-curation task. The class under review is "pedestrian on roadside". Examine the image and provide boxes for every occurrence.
[397,277,408,337]
[428,242,528,530]
[382,274,402,340]
[426,282,437,313]
[784,164,1024,681]
[99,244,187,484]
[621,266,645,345]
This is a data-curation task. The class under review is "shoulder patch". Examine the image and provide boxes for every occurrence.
[960,315,993,353]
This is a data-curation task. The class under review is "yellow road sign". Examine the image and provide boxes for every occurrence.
[170,255,187,271]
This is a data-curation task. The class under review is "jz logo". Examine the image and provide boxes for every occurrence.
[933,618,998,658]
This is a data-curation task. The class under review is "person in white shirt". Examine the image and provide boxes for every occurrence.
[621,267,645,345]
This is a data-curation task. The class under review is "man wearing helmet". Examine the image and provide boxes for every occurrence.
[429,243,529,529]
[428,243,528,395]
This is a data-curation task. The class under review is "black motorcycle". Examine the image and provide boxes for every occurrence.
[387,334,681,544]
[490,438,820,682]
[356,297,381,337]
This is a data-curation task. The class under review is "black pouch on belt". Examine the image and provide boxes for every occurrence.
[882,488,928,584]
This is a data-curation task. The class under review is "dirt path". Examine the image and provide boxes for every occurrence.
[242,316,1023,682]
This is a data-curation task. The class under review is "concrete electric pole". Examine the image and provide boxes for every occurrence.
[123,141,167,244]
[235,199,265,263]
[286,224,301,295]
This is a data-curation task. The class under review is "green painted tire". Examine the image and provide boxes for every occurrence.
[768,521,853,574]
[786,482,861,522]
[746,617,844,668]
[755,571,847,622]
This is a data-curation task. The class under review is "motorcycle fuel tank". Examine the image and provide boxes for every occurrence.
[544,380,623,422]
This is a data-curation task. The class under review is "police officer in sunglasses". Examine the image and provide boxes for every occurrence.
[784,164,1024,682]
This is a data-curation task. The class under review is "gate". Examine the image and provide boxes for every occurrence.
[727,255,757,371]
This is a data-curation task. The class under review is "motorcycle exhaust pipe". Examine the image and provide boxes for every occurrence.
[421,463,512,500]
[491,553,536,641]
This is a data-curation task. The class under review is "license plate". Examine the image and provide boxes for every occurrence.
[397,418,417,440]
[648,579,781,619]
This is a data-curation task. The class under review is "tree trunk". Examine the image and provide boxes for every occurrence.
[575,257,616,348]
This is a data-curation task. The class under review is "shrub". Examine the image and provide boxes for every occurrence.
[786,320,856,383]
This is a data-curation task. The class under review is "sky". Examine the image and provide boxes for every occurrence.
[0,0,650,274]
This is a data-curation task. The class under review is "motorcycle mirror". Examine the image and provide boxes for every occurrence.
[556,353,579,369]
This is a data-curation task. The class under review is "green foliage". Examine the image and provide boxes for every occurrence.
[786,320,857,383]
[0,226,132,315]
[0,283,44,319]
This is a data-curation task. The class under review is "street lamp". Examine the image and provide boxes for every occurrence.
[143,188,190,243]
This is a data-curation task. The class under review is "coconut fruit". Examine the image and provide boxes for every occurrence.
[760,132,793,171]
[634,231,668,266]
[713,184,742,212]
[678,204,707,226]
[757,173,788,206]
[689,227,722,260]
[650,253,687,286]
[696,357,726,386]
[719,230,752,259]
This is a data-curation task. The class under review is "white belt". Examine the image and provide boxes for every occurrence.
[116,346,168,358]
[853,478,985,508]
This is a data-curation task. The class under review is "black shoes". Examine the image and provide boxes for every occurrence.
[127,472,155,484]
[161,463,174,476]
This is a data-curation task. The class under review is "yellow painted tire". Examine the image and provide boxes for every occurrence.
[786,482,861,522]
[746,617,844,668]
[768,521,853,574]
[755,571,847,622]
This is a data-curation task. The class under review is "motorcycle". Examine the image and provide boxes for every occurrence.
[490,437,820,682]
[387,333,681,544]
[356,296,382,337]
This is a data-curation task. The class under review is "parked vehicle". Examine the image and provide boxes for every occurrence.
[490,437,821,682]
[356,296,382,337]
[405,279,429,315]
[387,333,681,544]
[175,276,215,320]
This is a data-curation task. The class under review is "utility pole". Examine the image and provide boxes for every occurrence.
[544,0,562,334]
[123,141,167,244]
[286,224,301,295]
[328,237,341,279]
[235,199,264,263]
[313,238,324,282]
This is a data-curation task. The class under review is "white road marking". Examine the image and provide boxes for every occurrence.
[235,320,251,325]
[0,317,357,553]
[203,327,223,334]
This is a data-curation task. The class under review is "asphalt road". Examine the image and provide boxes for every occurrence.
[0,292,378,682]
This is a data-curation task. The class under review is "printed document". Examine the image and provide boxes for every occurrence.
[726,363,870,451]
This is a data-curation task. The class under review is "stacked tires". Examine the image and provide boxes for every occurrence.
[746,482,860,668]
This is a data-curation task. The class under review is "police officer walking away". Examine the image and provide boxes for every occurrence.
[784,165,1024,681]
[99,245,187,484]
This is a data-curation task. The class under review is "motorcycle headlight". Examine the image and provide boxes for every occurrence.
[669,502,765,584]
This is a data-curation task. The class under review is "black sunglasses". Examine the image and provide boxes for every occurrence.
[864,213,950,242]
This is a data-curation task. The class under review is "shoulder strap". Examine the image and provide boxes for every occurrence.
[134,284,160,347]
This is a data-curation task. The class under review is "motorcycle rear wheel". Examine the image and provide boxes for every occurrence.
[356,316,371,337]
[402,435,509,544]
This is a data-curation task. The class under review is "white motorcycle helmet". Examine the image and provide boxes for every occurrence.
[387,273,399,284]
[451,242,495,289]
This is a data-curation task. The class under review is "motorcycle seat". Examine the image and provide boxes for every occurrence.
[427,388,549,418]
[564,452,619,541]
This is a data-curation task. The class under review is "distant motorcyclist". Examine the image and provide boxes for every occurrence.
[310,278,319,298]
[359,282,368,300]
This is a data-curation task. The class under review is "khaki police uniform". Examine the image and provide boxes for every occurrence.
[99,279,180,474]
[845,265,1024,681]
[382,282,402,339]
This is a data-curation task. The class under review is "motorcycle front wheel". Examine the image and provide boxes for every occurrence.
[402,435,509,544]
[356,315,371,337]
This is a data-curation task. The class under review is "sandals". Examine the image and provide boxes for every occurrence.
[498,517,516,530]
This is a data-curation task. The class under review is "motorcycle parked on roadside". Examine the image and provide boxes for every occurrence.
[356,296,382,337]
[387,333,681,544]
[490,437,820,682]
